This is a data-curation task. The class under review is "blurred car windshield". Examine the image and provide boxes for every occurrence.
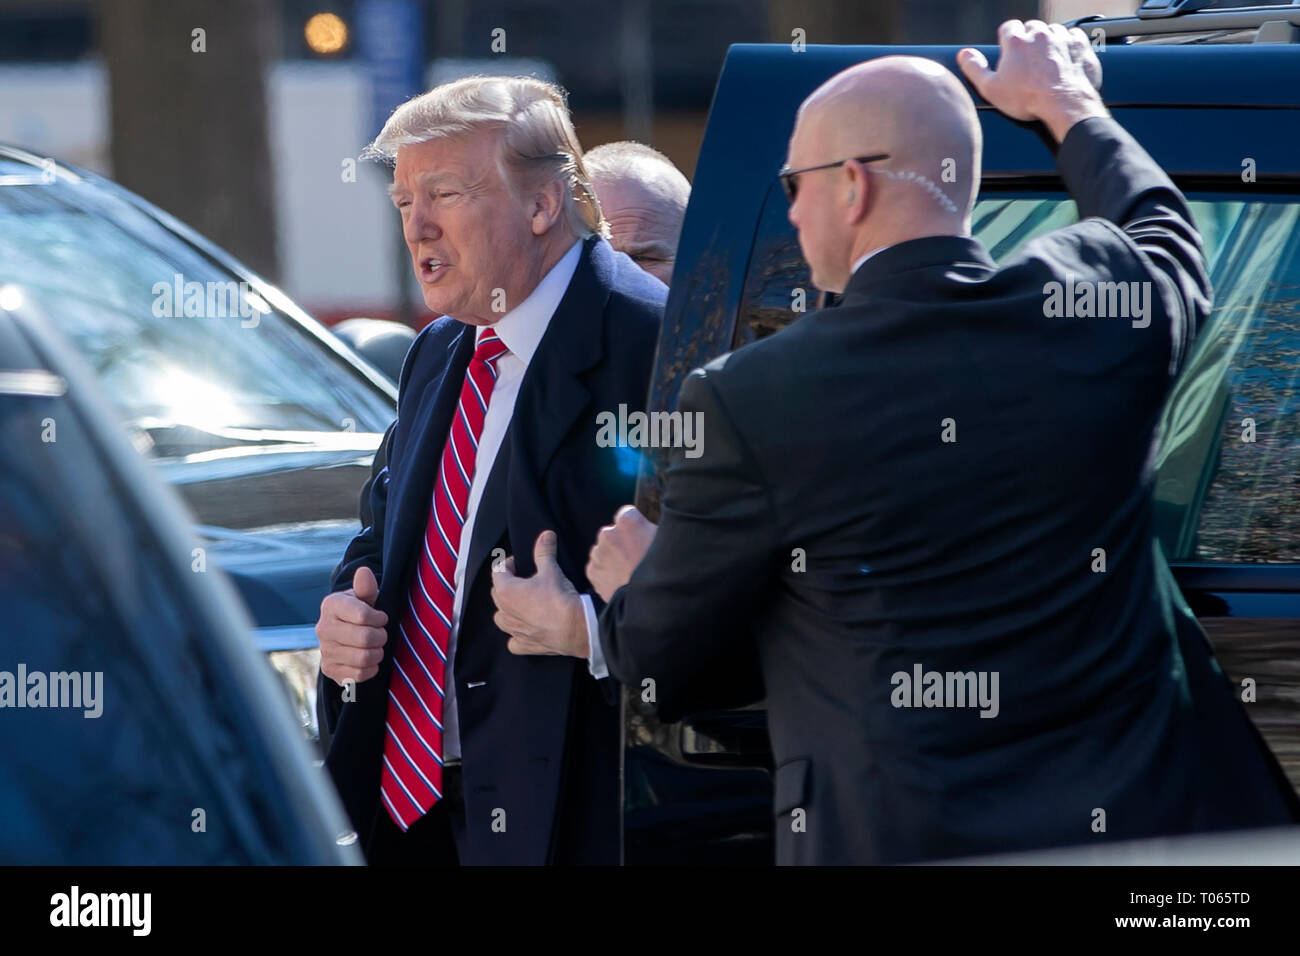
[0,157,394,459]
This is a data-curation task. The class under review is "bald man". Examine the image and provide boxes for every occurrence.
[585,141,690,285]
[495,21,1300,864]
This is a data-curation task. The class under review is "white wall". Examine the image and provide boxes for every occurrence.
[267,61,400,316]
[0,63,110,171]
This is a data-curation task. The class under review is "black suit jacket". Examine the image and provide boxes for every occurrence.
[599,117,1300,865]
[321,236,665,864]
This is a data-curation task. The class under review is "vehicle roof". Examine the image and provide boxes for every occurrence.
[1073,1,1300,44]
[711,44,1300,181]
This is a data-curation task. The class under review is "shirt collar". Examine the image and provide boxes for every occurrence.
[475,239,583,364]
[851,245,888,277]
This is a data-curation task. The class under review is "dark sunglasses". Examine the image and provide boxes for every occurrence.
[778,153,891,202]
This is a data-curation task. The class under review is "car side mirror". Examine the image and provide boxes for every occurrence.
[678,708,774,771]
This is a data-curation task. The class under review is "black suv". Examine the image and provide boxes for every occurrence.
[626,1,1300,864]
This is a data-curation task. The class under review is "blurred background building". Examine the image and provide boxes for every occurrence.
[0,0,1113,326]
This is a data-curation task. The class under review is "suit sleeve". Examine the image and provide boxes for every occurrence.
[357,419,394,534]
[327,417,395,607]
[1056,116,1212,377]
[328,326,429,596]
[318,333,420,738]
[598,366,775,722]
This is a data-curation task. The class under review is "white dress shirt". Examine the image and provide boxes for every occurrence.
[439,238,609,758]
[851,247,886,277]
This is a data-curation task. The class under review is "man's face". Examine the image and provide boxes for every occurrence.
[785,116,851,294]
[593,176,681,285]
[390,128,542,325]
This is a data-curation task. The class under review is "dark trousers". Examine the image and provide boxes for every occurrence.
[365,765,467,865]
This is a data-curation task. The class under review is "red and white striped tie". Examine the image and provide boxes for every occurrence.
[380,327,509,830]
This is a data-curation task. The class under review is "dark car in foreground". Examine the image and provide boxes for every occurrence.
[629,3,1300,863]
[0,145,400,748]
[0,295,361,863]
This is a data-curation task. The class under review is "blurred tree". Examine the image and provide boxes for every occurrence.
[100,0,280,281]
[768,0,905,46]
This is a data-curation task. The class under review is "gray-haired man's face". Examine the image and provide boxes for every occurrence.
[389,127,554,325]
[591,174,682,286]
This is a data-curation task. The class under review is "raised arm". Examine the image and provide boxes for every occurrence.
[959,18,1211,375]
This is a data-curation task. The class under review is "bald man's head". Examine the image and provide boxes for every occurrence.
[785,56,981,293]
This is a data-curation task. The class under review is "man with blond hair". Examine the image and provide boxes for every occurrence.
[314,75,666,865]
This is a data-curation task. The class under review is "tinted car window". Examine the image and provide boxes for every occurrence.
[734,182,814,349]
[1160,196,1300,563]
[967,194,1300,564]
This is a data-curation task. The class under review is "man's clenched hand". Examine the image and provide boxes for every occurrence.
[958,19,1107,144]
[316,565,389,685]
[586,505,658,602]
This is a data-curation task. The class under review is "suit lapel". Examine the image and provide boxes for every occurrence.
[461,236,611,585]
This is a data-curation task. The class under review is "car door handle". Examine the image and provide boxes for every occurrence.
[678,708,774,770]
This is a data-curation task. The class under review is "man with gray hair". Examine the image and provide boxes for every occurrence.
[314,75,666,865]
[584,141,691,285]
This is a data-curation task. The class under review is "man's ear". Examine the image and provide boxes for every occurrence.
[845,163,870,225]
[530,178,566,235]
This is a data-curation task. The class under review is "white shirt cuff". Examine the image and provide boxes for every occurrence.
[582,594,609,680]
